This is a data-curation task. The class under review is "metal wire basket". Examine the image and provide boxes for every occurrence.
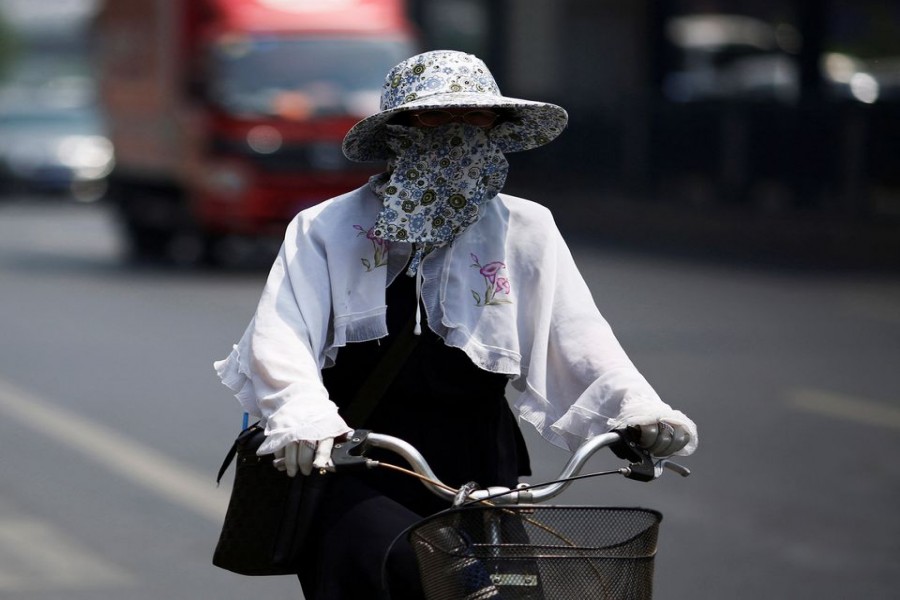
[408,505,662,600]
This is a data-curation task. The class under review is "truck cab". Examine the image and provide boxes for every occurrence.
[94,0,416,264]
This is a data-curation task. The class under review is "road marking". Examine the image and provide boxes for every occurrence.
[0,517,135,591]
[0,377,229,523]
[787,388,900,431]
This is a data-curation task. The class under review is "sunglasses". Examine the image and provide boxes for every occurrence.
[407,109,501,129]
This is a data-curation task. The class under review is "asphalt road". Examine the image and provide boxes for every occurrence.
[0,196,898,599]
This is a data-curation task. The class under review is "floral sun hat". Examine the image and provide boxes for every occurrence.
[342,50,569,162]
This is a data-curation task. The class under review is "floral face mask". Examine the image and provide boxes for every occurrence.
[369,123,509,275]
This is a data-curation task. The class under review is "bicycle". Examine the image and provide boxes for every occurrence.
[327,428,691,600]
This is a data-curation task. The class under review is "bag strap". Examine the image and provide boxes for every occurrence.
[216,442,239,485]
[341,313,421,428]
[216,423,262,484]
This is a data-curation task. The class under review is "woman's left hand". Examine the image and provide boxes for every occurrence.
[635,420,691,456]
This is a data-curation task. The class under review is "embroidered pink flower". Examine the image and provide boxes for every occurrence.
[355,224,388,271]
[479,261,505,284]
[470,253,512,306]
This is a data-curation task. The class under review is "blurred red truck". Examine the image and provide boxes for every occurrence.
[94,0,416,263]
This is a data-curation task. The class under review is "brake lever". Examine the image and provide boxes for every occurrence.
[660,459,691,478]
[620,436,691,481]
[621,445,656,481]
[330,429,373,472]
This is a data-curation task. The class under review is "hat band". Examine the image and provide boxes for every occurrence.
[386,89,504,112]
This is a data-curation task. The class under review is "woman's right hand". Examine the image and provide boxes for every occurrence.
[273,438,336,477]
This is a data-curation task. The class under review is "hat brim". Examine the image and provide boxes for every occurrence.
[342,92,568,162]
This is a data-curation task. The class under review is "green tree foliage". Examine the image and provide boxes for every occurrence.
[0,10,21,80]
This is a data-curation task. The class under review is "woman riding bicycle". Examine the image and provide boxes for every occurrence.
[214,50,698,599]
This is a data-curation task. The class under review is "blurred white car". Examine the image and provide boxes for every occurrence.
[0,104,114,201]
[663,14,900,106]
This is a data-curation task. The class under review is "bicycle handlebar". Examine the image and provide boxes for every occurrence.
[331,429,690,506]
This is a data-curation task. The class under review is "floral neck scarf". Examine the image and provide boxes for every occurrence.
[369,123,509,275]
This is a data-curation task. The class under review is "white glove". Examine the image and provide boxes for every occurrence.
[273,438,335,477]
[635,420,691,457]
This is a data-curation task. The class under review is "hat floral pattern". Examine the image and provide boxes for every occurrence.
[342,50,568,162]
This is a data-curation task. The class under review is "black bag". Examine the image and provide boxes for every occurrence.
[212,314,422,576]
[212,423,330,575]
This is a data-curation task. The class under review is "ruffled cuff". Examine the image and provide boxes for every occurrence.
[549,404,617,452]
[213,345,261,417]
[546,394,698,457]
[513,383,621,452]
[257,403,353,456]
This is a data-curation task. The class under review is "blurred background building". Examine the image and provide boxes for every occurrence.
[416,0,900,222]
[1,0,898,265]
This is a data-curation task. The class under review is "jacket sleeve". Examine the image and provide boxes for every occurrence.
[513,219,698,456]
[213,215,353,455]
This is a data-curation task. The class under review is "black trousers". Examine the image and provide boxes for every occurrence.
[296,475,430,600]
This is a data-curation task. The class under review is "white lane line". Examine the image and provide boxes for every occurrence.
[787,388,900,431]
[0,377,228,523]
[0,518,135,591]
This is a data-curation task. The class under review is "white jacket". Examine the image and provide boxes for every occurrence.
[214,185,698,456]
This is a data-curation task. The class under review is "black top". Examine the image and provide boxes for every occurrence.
[322,268,531,516]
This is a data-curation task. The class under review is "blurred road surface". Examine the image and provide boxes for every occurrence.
[0,196,898,599]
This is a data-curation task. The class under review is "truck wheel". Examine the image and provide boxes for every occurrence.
[165,229,209,266]
[125,225,209,267]
[125,225,171,263]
